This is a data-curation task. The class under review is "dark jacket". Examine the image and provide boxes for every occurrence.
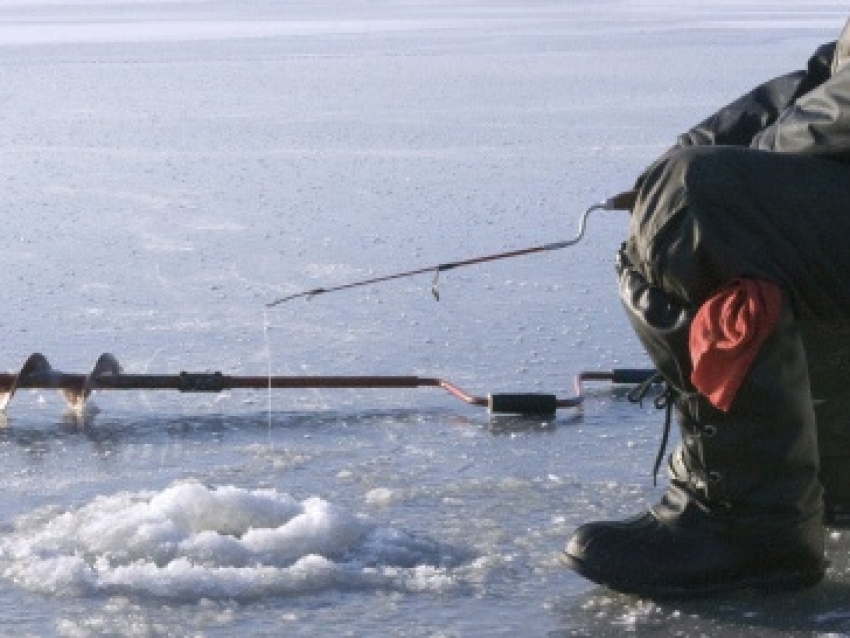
[673,19,850,159]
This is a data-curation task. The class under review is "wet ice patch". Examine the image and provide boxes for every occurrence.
[0,481,466,600]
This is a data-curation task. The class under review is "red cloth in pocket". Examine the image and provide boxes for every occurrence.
[689,279,782,411]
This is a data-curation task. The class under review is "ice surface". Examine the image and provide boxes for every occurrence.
[2,0,850,636]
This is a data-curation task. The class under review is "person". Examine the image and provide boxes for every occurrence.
[561,18,850,598]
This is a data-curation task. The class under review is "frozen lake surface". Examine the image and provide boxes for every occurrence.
[2,0,850,635]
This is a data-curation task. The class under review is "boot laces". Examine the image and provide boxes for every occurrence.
[627,372,674,485]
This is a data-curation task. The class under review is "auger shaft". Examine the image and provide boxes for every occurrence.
[0,353,654,416]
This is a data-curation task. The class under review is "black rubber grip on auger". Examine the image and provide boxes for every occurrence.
[488,393,558,415]
[610,369,657,384]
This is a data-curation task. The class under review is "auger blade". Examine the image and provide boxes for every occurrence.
[0,353,54,411]
[61,353,122,412]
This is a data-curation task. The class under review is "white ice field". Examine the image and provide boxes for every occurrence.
[1,1,849,636]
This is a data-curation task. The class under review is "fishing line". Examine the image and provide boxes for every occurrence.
[262,308,274,450]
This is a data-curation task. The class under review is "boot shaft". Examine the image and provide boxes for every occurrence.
[618,249,822,525]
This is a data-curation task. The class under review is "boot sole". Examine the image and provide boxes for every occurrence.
[560,551,825,599]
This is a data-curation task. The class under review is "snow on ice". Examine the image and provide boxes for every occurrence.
[0,481,464,599]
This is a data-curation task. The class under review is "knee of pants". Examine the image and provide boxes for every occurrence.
[629,146,756,305]
[638,145,741,204]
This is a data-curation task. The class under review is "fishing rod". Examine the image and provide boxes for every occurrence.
[0,353,654,416]
[267,191,636,307]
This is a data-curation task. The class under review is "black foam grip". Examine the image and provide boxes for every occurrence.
[610,369,657,385]
[488,393,557,415]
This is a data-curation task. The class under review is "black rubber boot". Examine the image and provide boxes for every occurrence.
[561,259,825,599]
[802,323,850,527]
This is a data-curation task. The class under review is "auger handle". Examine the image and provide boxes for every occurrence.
[610,368,657,384]
[604,190,637,211]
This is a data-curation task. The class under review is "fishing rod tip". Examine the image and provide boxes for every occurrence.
[266,288,327,307]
